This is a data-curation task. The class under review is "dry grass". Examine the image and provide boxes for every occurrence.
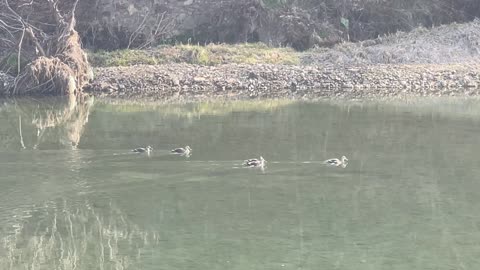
[302,19,480,65]
[15,31,92,96]
[88,19,480,69]
[88,43,300,67]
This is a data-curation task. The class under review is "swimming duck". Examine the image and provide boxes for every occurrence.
[171,146,192,156]
[323,156,348,168]
[243,156,266,168]
[132,146,153,154]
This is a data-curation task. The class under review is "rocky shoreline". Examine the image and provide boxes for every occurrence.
[3,20,480,102]
[84,63,480,102]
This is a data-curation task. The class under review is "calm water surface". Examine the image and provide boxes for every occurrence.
[1,97,480,269]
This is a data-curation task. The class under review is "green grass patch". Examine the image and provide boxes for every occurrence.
[88,43,300,67]
[88,49,158,67]
[0,52,30,75]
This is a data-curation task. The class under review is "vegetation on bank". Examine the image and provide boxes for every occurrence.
[88,43,300,67]
[87,19,480,68]
[0,1,92,96]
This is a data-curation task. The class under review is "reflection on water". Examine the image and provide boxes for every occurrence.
[0,96,94,150]
[1,199,158,270]
[1,97,480,269]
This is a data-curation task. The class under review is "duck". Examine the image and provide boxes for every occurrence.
[243,156,266,168]
[132,146,153,154]
[171,145,192,156]
[323,155,348,168]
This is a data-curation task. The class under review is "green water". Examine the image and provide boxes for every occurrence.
[1,97,480,270]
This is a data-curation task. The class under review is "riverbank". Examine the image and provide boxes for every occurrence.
[4,20,480,101]
[85,20,480,101]
[87,20,480,68]
[85,63,480,102]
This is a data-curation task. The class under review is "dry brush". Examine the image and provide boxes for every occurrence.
[0,0,92,96]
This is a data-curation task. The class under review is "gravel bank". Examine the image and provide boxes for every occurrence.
[85,63,480,101]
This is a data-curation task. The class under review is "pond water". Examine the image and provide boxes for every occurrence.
[1,97,480,270]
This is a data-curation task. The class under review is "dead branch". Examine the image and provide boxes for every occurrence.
[127,11,150,49]
[25,27,46,56]
[17,28,25,74]
[46,0,67,27]
[138,12,176,49]
[1,0,91,96]
[127,11,176,49]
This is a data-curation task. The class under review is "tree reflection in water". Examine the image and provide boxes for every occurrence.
[0,95,94,150]
[1,198,159,270]
[0,96,160,269]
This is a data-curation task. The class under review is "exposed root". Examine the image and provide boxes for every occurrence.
[15,30,91,96]
[57,31,92,89]
[0,0,92,97]
[15,57,75,96]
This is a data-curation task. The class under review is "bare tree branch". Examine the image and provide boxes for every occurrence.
[46,0,66,26]
[127,11,150,49]
[17,28,25,74]
[25,27,46,56]
[1,0,91,96]
[127,11,176,49]
[139,12,171,49]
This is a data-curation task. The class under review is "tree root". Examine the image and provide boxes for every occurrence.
[1,0,92,97]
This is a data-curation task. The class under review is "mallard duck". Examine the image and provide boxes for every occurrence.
[132,146,153,154]
[171,146,192,156]
[323,156,348,168]
[243,156,266,168]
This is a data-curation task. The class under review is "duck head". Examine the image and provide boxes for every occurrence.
[341,156,348,163]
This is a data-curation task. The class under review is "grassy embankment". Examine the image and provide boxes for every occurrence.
[88,43,300,67]
[87,19,480,68]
